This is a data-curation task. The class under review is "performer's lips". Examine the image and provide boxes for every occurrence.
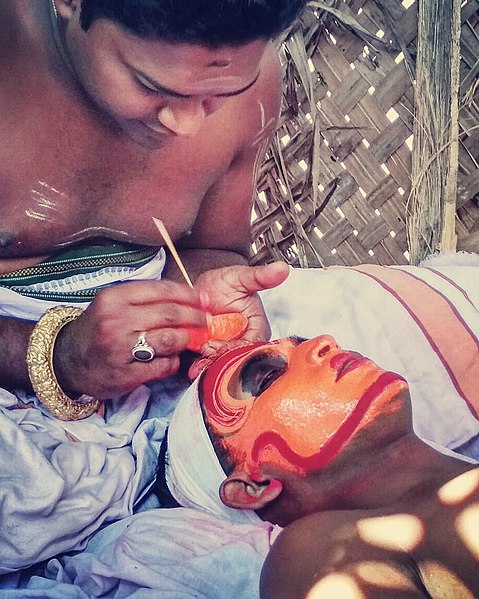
[330,352,365,380]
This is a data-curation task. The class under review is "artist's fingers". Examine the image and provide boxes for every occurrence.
[224,261,290,294]
[128,302,207,331]
[97,279,202,308]
[241,314,271,342]
[251,261,290,290]
[200,338,252,357]
[130,354,182,383]
[93,282,207,329]
[128,327,190,360]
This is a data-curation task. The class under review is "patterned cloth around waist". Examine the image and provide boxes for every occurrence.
[0,243,163,303]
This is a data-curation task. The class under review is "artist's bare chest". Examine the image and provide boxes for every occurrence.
[0,68,229,256]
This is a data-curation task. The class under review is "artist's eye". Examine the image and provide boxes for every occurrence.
[135,75,159,94]
[239,353,288,397]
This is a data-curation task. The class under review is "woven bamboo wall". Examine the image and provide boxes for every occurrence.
[251,0,479,267]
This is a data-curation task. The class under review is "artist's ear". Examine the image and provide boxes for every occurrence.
[220,468,283,511]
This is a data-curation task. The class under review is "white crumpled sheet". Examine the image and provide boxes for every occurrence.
[0,383,165,574]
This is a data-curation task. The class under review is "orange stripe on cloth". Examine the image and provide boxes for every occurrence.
[351,265,479,420]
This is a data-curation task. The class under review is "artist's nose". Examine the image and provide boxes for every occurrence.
[307,335,339,363]
[157,97,227,137]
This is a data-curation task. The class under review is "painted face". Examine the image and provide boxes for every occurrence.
[200,336,408,476]
[60,15,267,146]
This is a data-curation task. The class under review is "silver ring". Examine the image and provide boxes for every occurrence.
[132,332,156,362]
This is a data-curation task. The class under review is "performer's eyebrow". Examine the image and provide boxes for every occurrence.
[290,336,309,345]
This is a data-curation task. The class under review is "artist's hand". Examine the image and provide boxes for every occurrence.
[53,280,207,399]
[194,261,290,344]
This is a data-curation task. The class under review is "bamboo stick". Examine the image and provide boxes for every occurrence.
[152,217,194,288]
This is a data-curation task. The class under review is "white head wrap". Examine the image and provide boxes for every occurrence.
[166,377,261,524]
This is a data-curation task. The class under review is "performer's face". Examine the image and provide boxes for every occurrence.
[200,336,408,475]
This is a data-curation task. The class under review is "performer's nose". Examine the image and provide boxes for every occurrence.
[309,335,338,362]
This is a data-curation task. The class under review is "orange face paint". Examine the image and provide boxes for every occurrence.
[201,336,408,475]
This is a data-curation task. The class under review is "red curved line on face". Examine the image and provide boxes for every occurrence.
[251,371,405,472]
[200,343,264,427]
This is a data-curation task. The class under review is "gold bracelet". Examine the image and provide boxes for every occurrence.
[27,306,101,421]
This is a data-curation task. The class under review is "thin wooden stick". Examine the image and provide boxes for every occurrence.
[152,217,193,288]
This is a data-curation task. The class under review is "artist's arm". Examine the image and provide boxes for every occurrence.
[0,252,255,394]
[0,316,35,389]
[0,280,208,397]
[0,257,287,402]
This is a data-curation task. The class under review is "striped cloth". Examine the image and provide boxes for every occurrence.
[0,243,166,320]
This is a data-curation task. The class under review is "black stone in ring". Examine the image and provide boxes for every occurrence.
[132,332,156,362]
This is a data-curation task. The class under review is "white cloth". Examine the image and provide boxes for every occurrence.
[166,378,262,525]
[0,247,169,573]
[0,384,166,575]
[0,510,279,599]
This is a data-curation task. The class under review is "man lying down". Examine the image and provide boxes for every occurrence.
[156,335,479,599]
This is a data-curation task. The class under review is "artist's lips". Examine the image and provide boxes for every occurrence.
[330,351,366,380]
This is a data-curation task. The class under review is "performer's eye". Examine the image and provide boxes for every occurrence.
[239,353,288,397]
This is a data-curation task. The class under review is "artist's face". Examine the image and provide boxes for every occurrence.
[59,9,267,147]
[201,336,408,475]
